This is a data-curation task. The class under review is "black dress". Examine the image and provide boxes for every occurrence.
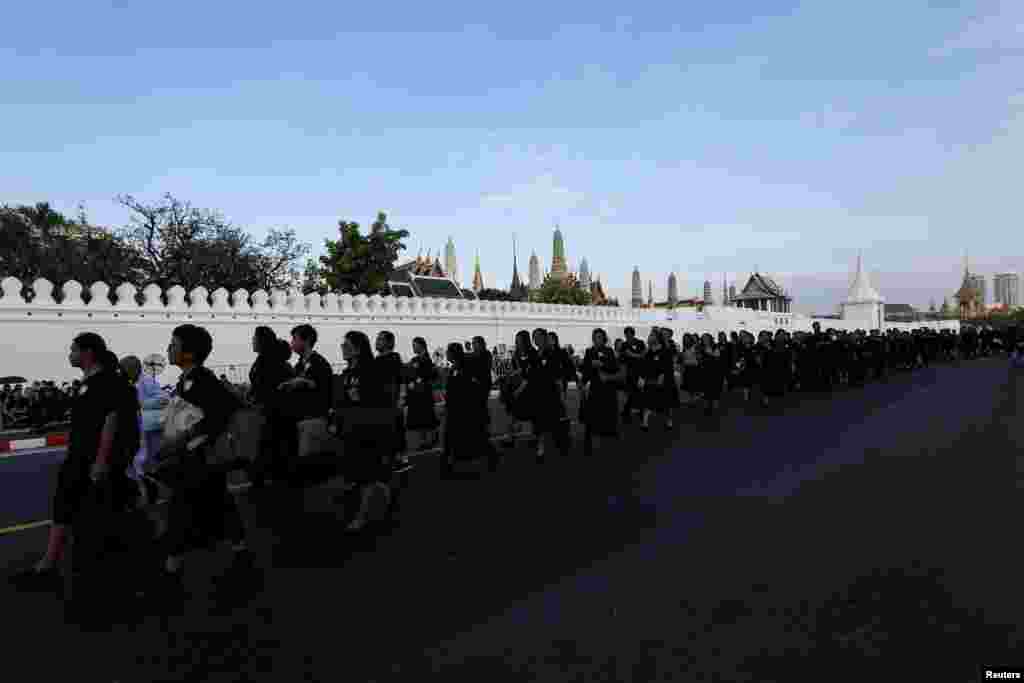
[335,364,392,486]
[531,347,568,433]
[731,344,756,389]
[641,347,674,412]
[443,365,491,461]
[502,349,539,422]
[759,343,790,397]
[404,355,439,430]
[664,342,680,405]
[579,346,620,437]
[698,346,725,400]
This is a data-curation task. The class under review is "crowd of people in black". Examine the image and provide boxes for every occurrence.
[6,319,1022,626]
[0,381,79,431]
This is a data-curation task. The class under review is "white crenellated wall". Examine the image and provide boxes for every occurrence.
[0,277,960,384]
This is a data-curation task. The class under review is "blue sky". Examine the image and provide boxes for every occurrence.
[2,0,1021,313]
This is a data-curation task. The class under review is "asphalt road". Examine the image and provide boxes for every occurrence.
[1,357,1021,682]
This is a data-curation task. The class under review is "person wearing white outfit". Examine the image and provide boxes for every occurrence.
[120,355,168,505]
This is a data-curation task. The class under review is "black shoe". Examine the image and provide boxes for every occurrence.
[9,566,62,594]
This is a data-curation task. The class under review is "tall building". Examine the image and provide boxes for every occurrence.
[728,283,737,304]
[994,272,1020,307]
[703,280,713,306]
[667,272,679,306]
[528,251,542,289]
[579,257,591,289]
[550,225,568,281]
[445,236,458,286]
[648,281,654,307]
[631,267,643,308]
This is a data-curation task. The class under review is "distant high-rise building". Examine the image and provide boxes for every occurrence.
[994,272,1019,307]
[631,267,643,308]
[445,236,458,286]
[667,272,679,306]
[728,283,737,304]
[648,281,654,307]
[579,257,591,289]
[703,280,713,305]
[528,251,542,289]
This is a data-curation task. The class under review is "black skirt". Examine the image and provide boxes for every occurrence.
[52,456,92,525]
[642,380,671,412]
[580,382,619,436]
[405,386,439,430]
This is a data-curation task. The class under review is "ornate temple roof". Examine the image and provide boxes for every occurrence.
[845,252,883,303]
[733,272,792,301]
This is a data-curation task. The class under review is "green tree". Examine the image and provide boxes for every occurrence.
[0,202,142,302]
[118,193,309,296]
[314,212,409,295]
[940,297,953,319]
[476,287,514,301]
[530,277,592,306]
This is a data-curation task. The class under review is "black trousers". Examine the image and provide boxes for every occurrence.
[621,376,641,416]
[162,458,245,556]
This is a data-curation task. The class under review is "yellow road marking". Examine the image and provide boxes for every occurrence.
[0,519,52,536]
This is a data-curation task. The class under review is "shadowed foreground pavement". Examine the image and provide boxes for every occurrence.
[2,358,1021,681]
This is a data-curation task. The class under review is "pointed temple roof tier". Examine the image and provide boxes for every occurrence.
[846,251,883,303]
[550,225,568,281]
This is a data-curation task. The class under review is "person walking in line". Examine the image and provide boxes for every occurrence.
[146,324,252,609]
[500,330,538,448]
[618,327,646,424]
[373,330,408,473]
[579,328,622,456]
[334,331,394,532]
[246,326,294,492]
[640,328,675,430]
[120,355,169,507]
[439,343,495,476]
[9,334,137,600]
[404,336,441,453]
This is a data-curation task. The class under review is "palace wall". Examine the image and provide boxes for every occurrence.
[0,277,959,384]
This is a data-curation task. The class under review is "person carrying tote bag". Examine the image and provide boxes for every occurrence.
[332,331,397,533]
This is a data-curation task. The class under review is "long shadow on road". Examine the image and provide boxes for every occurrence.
[1,359,1020,682]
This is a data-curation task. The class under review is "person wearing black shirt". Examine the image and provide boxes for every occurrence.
[404,337,440,451]
[500,330,537,447]
[274,324,333,480]
[374,330,408,471]
[247,326,294,489]
[440,343,498,475]
[149,324,251,607]
[579,328,622,456]
[639,329,675,430]
[334,330,393,532]
[697,334,725,416]
[732,331,758,403]
[662,328,681,408]
[618,327,646,423]
[513,328,570,462]
[9,333,138,597]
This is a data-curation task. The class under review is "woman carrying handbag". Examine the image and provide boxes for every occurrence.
[333,331,397,533]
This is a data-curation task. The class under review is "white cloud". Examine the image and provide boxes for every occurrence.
[478,172,587,215]
[930,1,1024,57]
